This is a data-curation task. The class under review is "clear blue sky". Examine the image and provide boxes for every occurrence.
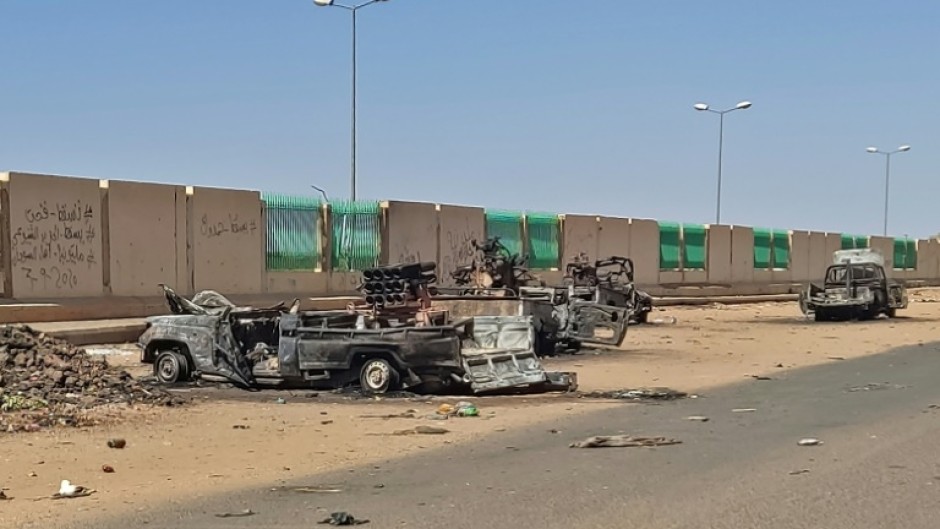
[1,1,937,237]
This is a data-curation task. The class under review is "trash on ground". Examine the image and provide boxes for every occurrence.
[798,438,822,446]
[359,410,418,420]
[232,424,250,430]
[275,397,287,404]
[107,438,127,449]
[101,465,115,473]
[0,490,10,501]
[52,480,95,499]
[570,435,682,448]
[580,387,688,401]
[215,509,256,518]
[651,317,679,325]
[846,382,906,392]
[686,416,710,422]
[732,408,756,413]
[293,486,344,493]
[750,375,773,381]
[392,425,449,436]
[0,325,186,433]
[318,512,370,526]
[789,469,811,475]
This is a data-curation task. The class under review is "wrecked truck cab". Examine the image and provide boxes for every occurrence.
[799,249,908,321]
[139,286,575,395]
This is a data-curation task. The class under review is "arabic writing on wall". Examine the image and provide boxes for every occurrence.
[11,200,99,291]
[199,213,259,240]
[441,227,478,285]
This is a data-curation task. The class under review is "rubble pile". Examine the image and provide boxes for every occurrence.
[0,325,185,432]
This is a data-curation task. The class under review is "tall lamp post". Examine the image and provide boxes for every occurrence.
[866,144,911,236]
[313,0,388,201]
[694,100,752,224]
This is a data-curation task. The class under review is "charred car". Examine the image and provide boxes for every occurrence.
[448,237,544,296]
[139,284,575,395]
[799,249,908,321]
[564,253,654,324]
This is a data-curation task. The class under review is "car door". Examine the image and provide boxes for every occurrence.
[568,301,629,347]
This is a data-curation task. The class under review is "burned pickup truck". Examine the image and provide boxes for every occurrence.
[139,283,575,395]
[564,253,654,325]
[799,249,908,321]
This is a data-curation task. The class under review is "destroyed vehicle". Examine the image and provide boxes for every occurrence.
[517,285,629,355]
[565,253,654,324]
[799,249,908,321]
[448,236,544,296]
[138,286,576,395]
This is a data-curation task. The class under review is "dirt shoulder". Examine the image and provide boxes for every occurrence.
[2,292,939,528]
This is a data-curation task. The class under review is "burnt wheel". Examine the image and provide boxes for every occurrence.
[359,358,399,395]
[154,351,190,384]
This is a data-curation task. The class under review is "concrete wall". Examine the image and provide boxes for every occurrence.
[629,219,659,286]
[562,215,599,262]
[438,204,485,286]
[917,239,940,280]
[805,231,829,282]
[189,186,263,294]
[869,236,894,276]
[106,180,186,296]
[789,230,811,282]
[597,217,631,259]
[707,225,732,284]
[3,172,105,298]
[384,201,439,265]
[730,226,755,284]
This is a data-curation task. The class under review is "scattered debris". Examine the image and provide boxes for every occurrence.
[732,408,756,413]
[101,465,115,473]
[580,387,688,401]
[275,397,287,405]
[570,435,682,448]
[0,490,10,501]
[321,420,334,425]
[750,375,773,381]
[827,356,846,361]
[392,425,449,436]
[232,424,250,430]
[215,509,256,518]
[318,512,370,526]
[789,469,811,475]
[686,416,710,422]
[0,325,186,432]
[846,382,906,392]
[293,486,344,494]
[798,438,822,446]
[359,410,418,420]
[52,480,95,499]
[651,317,679,325]
[107,438,127,449]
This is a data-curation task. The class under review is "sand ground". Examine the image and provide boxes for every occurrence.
[2,290,940,527]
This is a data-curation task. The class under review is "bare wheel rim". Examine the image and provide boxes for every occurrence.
[364,361,390,389]
[158,355,179,381]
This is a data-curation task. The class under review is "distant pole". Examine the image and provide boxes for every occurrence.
[866,145,911,236]
[313,0,389,201]
[694,101,753,224]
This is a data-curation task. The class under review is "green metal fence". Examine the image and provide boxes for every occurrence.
[772,229,791,269]
[330,200,381,271]
[841,234,870,250]
[485,210,524,257]
[682,224,707,269]
[526,213,560,269]
[753,228,773,269]
[658,221,682,270]
[893,238,917,269]
[263,193,321,271]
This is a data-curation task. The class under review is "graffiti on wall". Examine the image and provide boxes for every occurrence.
[440,226,478,286]
[199,213,258,239]
[11,200,99,291]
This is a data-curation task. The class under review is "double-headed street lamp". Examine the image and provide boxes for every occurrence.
[694,100,752,225]
[313,0,389,201]
[866,144,911,236]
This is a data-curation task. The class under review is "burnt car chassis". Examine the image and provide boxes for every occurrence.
[139,272,576,395]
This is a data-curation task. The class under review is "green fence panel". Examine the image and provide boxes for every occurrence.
[658,221,681,270]
[526,213,560,269]
[682,223,707,269]
[893,238,907,270]
[753,228,772,269]
[854,235,869,249]
[485,210,524,257]
[772,229,790,269]
[906,239,918,269]
[841,234,855,249]
[262,193,320,271]
[330,200,381,271]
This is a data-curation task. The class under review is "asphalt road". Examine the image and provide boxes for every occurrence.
[74,343,940,529]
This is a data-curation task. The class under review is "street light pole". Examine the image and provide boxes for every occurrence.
[313,0,388,202]
[866,144,911,236]
[694,100,752,225]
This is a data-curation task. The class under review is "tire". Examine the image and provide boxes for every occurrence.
[154,351,190,384]
[359,358,399,395]
[635,310,649,324]
[886,308,897,318]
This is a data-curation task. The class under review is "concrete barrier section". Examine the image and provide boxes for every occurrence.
[189,186,263,294]
[438,204,485,286]
[562,215,599,263]
[384,201,439,265]
[629,219,659,286]
[597,217,631,261]
[707,224,732,284]
[730,225,755,284]
[5,172,105,298]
